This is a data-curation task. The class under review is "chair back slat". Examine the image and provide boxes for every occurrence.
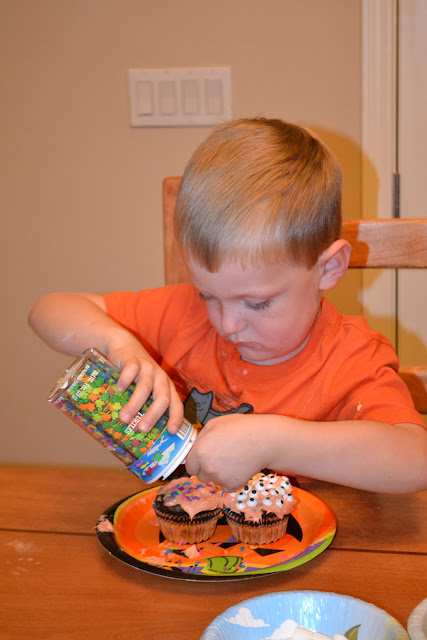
[344,219,427,268]
[163,178,187,285]
[398,366,427,414]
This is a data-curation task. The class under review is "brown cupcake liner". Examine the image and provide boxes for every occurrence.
[153,503,221,544]
[223,507,290,545]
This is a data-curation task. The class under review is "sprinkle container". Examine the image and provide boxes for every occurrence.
[48,347,197,482]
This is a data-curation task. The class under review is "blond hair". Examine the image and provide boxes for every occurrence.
[175,118,342,270]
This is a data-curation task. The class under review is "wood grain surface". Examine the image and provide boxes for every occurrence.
[1,467,426,639]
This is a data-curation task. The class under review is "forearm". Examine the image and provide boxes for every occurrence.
[187,412,427,493]
[263,416,427,493]
[28,293,184,432]
[28,293,135,356]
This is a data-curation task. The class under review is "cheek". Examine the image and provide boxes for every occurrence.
[264,318,289,338]
[205,304,221,330]
[253,314,285,338]
[258,308,303,340]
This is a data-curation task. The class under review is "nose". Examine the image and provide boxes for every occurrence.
[219,304,246,337]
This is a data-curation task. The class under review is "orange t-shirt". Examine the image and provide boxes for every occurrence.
[104,284,425,429]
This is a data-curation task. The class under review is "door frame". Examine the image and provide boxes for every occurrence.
[361,0,397,344]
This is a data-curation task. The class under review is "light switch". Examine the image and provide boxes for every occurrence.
[128,67,232,126]
[159,80,177,115]
[136,81,153,115]
[205,78,223,115]
[182,79,201,115]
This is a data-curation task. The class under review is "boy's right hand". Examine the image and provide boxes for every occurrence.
[28,292,184,435]
[106,341,184,434]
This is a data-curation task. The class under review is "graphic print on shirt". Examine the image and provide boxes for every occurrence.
[183,387,253,429]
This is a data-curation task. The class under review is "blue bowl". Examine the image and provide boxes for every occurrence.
[201,590,409,640]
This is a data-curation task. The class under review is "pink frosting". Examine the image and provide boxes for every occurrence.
[222,472,296,523]
[157,473,296,523]
[158,476,223,519]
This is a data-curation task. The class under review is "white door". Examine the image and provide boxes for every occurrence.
[361,0,427,366]
[397,0,427,365]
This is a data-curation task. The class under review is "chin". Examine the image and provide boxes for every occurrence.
[238,347,283,364]
[240,346,296,365]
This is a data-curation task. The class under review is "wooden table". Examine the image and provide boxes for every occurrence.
[1,467,426,639]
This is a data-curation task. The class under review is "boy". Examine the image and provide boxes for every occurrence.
[29,118,427,493]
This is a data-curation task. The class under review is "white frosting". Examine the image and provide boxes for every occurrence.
[223,472,296,523]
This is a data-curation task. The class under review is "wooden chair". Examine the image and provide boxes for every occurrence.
[163,176,427,414]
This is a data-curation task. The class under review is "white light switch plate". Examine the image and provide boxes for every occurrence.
[128,67,232,127]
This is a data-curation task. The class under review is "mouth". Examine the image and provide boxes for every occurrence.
[232,341,258,349]
[222,334,260,350]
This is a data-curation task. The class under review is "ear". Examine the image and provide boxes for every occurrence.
[317,239,351,291]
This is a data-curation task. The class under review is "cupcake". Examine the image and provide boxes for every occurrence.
[222,472,296,545]
[152,475,223,544]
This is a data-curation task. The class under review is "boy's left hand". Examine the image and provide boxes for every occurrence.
[185,413,268,491]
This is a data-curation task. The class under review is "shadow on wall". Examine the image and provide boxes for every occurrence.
[311,126,427,365]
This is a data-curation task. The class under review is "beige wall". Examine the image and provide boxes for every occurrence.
[1,0,362,467]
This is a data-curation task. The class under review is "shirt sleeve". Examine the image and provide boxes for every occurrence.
[328,335,426,428]
[103,283,204,358]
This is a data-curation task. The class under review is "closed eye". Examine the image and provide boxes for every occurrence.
[198,291,215,303]
[198,291,272,311]
[244,299,272,311]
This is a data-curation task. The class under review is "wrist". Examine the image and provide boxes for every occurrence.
[243,414,287,472]
[103,326,142,357]
[257,414,292,472]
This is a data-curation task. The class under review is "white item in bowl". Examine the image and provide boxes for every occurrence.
[201,590,410,640]
[408,598,427,640]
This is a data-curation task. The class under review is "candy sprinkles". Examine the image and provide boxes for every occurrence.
[49,347,167,463]
[48,348,197,482]
[170,480,220,502]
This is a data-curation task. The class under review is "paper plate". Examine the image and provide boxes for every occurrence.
[201,591,410,639]
[96,486,336,581]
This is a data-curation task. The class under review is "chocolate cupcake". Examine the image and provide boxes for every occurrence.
[152,476,222,544]
[222,472,296,545]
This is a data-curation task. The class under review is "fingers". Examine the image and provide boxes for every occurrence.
[116,359,143,392]
[116,356,184,434]
[185,436,217,483]
[184,416,259,491]
[185,454,238,491]
[166,383,185,434]
[185,447,200,477]
[134,386,170,432]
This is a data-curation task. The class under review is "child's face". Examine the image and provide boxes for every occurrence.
[187,256,324,365]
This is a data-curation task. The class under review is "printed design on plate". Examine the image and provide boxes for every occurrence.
[111,486,336,577]
[225,608,360,639]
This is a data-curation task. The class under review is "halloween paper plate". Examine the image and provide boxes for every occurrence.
[96,485,336,581]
